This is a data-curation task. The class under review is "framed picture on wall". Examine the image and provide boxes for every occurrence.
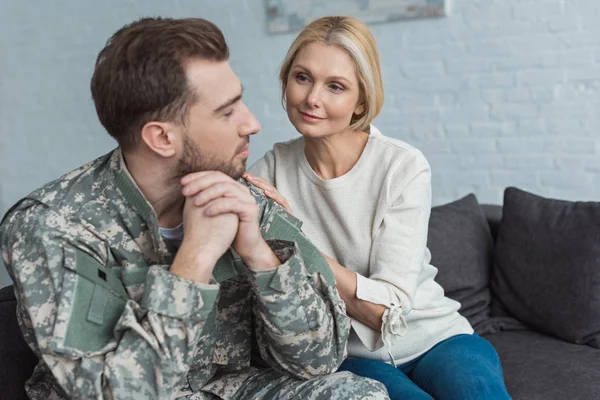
[266,0,449,34]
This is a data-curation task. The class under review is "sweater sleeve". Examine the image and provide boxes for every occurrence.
[354,150,432,347]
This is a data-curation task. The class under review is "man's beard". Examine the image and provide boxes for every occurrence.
[174,134,247,183]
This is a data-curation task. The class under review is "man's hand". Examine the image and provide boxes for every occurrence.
[181,171,280,271]
[170,195,239,284]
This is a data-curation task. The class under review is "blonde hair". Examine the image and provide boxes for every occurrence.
[279,16,384,132]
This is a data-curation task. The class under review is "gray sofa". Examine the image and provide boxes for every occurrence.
[1,187,599,399]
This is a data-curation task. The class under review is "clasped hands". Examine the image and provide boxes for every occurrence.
[170,171,279,284]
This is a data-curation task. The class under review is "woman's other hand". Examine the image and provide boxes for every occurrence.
[243,173,294,215]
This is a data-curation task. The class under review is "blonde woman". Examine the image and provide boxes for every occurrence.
[246,16,511,399]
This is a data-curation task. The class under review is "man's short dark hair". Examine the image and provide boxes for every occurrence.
[91,17,229,151]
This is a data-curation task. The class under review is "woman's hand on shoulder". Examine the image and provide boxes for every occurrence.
[243,173,294,215]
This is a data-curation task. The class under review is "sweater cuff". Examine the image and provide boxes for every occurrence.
[354,274,408,358]
[355,273,395,307]
[141,266,219,321]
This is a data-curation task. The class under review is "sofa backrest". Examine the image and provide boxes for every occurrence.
[481,204,502,243]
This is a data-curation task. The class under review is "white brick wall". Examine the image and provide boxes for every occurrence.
[370,0,600,206]
[0,0,599,286]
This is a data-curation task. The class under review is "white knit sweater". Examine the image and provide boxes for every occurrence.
[249,126,473,365]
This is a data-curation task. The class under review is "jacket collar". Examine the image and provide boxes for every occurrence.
[109,148,167,258]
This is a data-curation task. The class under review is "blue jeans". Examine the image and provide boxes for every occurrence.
[338,334,511,400]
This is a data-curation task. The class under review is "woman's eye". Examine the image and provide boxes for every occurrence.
[296,74,309,82]
[224,110,234,118]
[330,84,343,92]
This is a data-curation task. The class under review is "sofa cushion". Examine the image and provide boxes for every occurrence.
[483,330,600,400]
[428,193,494,332]
[491,187,600,348]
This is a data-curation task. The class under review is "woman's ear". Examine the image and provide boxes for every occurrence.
[282,84,289,110]
[140,121,177,158]
[354,102,366,116]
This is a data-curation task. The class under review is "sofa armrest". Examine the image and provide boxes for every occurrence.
[0,285,16,303]
[0,285,39,400]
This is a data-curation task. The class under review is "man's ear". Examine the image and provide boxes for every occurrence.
[140,121,178,158]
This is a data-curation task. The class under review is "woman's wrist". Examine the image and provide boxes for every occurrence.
[323,253,357,298]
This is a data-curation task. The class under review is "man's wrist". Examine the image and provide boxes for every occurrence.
[242,239,280,271]
[170,242,218,284]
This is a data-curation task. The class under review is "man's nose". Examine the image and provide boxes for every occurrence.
[239,103,261,136]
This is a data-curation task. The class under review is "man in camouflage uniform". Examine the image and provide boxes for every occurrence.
[0,17,389,400]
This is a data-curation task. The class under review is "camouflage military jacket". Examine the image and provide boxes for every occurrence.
[0,149,350,400]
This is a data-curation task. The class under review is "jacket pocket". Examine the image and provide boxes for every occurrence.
[51,247,128,355]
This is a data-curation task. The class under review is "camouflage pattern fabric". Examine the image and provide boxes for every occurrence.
[0,149,389,400]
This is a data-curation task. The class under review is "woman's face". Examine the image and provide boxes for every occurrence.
[285,41,365,139]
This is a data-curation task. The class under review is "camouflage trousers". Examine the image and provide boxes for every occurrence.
[185,368,390,400]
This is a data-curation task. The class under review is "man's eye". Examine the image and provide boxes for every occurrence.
[224,110,234,118]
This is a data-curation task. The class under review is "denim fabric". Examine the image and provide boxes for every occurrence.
[338,334,511,400]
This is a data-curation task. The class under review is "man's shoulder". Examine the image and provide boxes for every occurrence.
[241,178,267,208]
[0,201,79,271]
[240,178,302,229]
[9,151,115,211]
[1,151,119,239]
[1,199,50,237]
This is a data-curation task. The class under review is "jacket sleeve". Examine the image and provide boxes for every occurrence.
[242,185,350,380]
[246,239,350,380]
[0,205,219,400]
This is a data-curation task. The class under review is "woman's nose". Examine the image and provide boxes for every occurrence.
[306,87,321,108]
